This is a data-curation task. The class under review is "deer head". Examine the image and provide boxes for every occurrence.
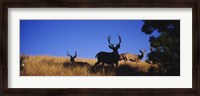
[67,51,77,63]
[139,49,146,56]
[108,34,121,53]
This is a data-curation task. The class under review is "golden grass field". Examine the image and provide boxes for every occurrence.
[20,56,160,76]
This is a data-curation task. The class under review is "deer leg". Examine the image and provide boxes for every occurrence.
[100,63,105,73]
[94,61,100,68]
[101,63,105,69]
[114,62,118,72]
[111,64,114,71]
[115,62,118,68]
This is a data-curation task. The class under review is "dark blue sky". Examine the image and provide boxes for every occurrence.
[20,20,159,60]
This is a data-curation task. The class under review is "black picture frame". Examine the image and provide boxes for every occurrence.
[0,0,199,96]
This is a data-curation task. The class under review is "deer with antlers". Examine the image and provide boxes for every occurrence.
[94,34,121,70]
[120,49,146,64]
[67,51,77,63]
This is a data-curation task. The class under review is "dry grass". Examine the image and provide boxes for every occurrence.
[20,55,160,76]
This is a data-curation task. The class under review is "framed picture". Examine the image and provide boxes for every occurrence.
[1,0,199,95]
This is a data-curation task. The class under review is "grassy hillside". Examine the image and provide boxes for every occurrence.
[20,56,160,76]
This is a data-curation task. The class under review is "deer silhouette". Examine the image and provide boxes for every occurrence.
[67,51,77,63]
[120,49,146,64]
[94,35,121,70]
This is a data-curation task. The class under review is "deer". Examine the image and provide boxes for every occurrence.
[94,34,121,70]
[20,55,29,69]
[67,51,77,63]
[120,49,146,64]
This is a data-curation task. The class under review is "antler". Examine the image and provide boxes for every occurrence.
[108,35,114,47]
[144,49,146,53]
[73,51,77,58]
[139,49,142,53]
[117,34,121,45]
[139,49,146,53]
[67,51,72,57]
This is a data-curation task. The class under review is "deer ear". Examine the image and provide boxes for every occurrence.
[139,50,142,53]
[109,45,113,49]
[116,44,120,49]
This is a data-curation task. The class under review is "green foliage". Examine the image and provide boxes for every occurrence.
[142,20,180,76]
